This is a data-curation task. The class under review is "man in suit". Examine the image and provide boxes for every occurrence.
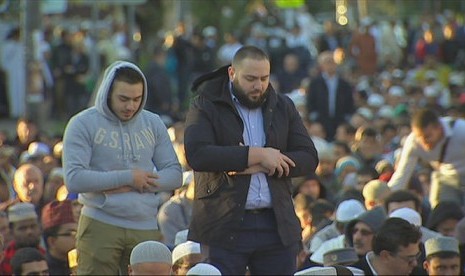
[306,51,354,141]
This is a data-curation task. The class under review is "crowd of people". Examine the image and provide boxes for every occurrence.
[0,4,465,276]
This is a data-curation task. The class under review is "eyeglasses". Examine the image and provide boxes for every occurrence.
[391,251,421,265]
[56,230,77,237]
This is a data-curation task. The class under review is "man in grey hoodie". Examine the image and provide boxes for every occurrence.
[63,61,182,275]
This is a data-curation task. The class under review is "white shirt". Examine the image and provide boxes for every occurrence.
[388,117,465,190]
[365,251,379,275]
[231,86,271,209]
[322,73,338,118]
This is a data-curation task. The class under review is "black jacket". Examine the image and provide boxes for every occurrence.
[306,74,354,141]
[184,66,319,249]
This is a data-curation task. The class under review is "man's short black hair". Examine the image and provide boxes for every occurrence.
[113,67,144,85]
[108,67,144,95]
[384,190,420,212]
[338,123,356,136]
[107,66,145,109]
[411,108,440,129]
[310,199,335,227]
[372,217,422,255]
[232,46,269,67]
[358,166,380,180]
[42,225,61,247]
[333,141,351,155]
[381,123,397,134]
[11,247,46,276]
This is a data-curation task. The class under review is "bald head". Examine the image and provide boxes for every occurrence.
[13,164,44,205]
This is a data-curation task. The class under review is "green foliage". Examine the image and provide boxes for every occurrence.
[305,0,333,14]
[135,0,164,38]
[190,0,248,33]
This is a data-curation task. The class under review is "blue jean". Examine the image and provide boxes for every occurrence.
[205,209,299,275]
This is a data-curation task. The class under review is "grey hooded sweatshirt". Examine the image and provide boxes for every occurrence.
[63,61,182,230]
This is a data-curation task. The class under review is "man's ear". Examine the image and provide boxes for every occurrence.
[46,236,57,248]
[379,250,391,261]
[128,265,133,276]
[228,66,235,81]
[423,260,429,271]
[367,200,376,209]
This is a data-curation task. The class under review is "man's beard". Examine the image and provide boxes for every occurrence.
[232,81,268,109]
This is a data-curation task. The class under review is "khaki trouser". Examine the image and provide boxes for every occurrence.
[76,215,162,275]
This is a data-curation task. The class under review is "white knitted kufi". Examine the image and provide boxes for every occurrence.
[172,241,201,264]
[174,229,189,246]
[130,240,172,265]
[294,266,337,275]
[389,207,422,226]
[186,263,222,275]
[335,199,366,223]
